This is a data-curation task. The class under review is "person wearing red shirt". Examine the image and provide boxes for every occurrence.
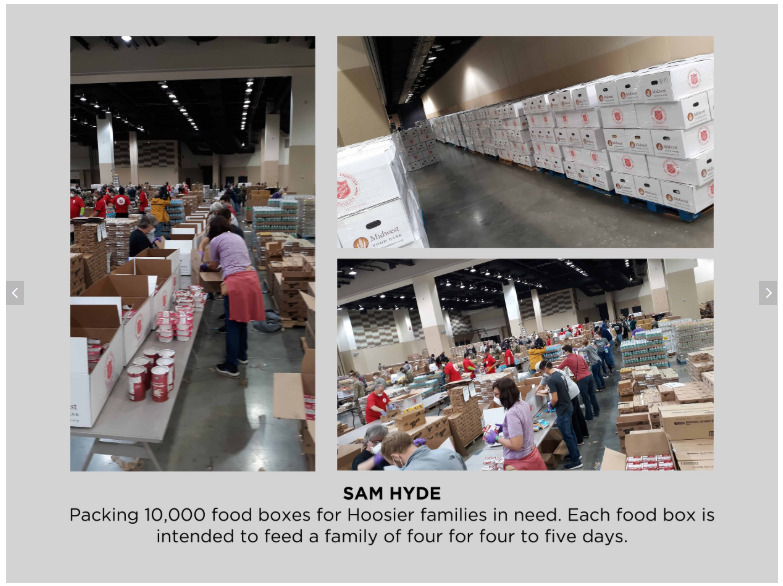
[462,352,477,380]
[92,192,111,218]
[365,381,390,424]
[138,188,149,213]
[112,192,130,218]
[443,357,461,382]
[504,345,515,370]
[546,337,551,346]
[70,192,85,219]
[482,353,496,374]
[558,344,600,420]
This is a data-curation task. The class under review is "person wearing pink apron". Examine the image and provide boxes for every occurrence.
[484,377,547,471]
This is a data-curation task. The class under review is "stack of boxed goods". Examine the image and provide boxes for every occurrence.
[444,381,484,455]
[472,370,516,403]
[253,206,298,235]
[488,102,535,166]
[543,344,562,362]
[673,319,714,360]
[71,220,110,287]
[660,401,714,470]
[337,136,428,248]
[273,349,315,469]
[686,348,714,383]
[337,422,353,437]
[394,127,439,171]
[70,253,86,296]
[292,196,315,238]
[270,256,315,326]
[601,55,714,212]
[105,218,137,269]
[619,329,668,367]
[255,233,287,268]
[699,299,714,318]
[166,199,185,227]
[658,318,693,354]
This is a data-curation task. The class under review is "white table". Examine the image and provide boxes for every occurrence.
[71,310,204,471]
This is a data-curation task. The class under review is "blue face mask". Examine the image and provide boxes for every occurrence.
[392,455,406,470]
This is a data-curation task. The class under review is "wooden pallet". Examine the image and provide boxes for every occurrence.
[282,319,306,329]
[515,163,537,172]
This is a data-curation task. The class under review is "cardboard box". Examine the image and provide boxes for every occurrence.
[562,145,580,162]
[626,129,655,156]
[337,444,363,471]
[651,123,714,159]
[600,105,639,129]
[556,111,582,129]
[564,162,580,181]
[707,88,714,118]
[70,304,125,428]
[604,129,629,152]
[611,172,636,197]
[639,58,714,103]
[337,200,415,249]
[609,151,649,177]
[636,92,711,130]
[577,108,602,128]
[580,128,606,150]
[112,258,175,318]
[582,148,612,170]
[601,429,673,471]
[659,181,714,213]
[554,128,569,145]
[660,402,714,440]
[527,112,556,128]
[671,439,714,471]
[587,168,612,191]
[633,176,664,205]
[164,233,198,276]
[573,84,600,110]
[648,148,714,186]
[134,248,181,287]
[74,274,155,365]
[273,349,315,454]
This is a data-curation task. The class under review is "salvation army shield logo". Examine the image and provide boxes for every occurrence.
[353,237,370,248]
[622,156,633,170]
[709,184,715,198]
[136,317,143,339]
[688,69,701,88]
[698,127,710,144]
[582,113,589,123]
[117,196,126,206]
[652,107,667,124]
[664,160,680,177]
[337,173,359,208]
[570,149,576,158]
[562,115,568,124]
[613,109,623,123]
[104,351,114,386]
[591,153,598,163]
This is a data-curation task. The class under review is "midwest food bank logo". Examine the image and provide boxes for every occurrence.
[337,173,359,208]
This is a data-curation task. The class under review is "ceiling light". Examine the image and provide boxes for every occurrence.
[348,269,357,276]
[242,142,245,147]
[460,284,465,289]
[172,100,179,104]
[245,88,252,93]
[427,56,437,61]
[180,108,186,112]
[93,104,99,109]
[243,104,249,109]
[380,294,386,299]
[161,84,168,89]
[399,295,405,299]
[485,271,491,276]
[244,99,251,104]
[470,268,476,272]
[168,93,176,99]
[79,96,86,101]
[188,118,193,122]
[121,36,132,42]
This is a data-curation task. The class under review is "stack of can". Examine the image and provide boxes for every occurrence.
[156,311,176,343]
[127,347,177,402]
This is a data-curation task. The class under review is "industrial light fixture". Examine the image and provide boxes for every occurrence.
[245,88,252,93]
[246,80,254,87]
[380,294,386,299]
[470,267,476,272]
[168,93,176,99]
[93,103,100,109]
[243,104,249,109]
[172,99,179,104]
[242,142,245,147]
[348,270,357,276]
[244,99,251,104]
[427,56,437,61]
[121,36,132,42]
[180,108,186,112]
[459,284,465,289]
[445,281,451,286]
[79,96,87,101]
[161,84,168,89]
[399,295,405,299]
[485,271,491,276]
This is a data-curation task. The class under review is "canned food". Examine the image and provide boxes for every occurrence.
[151,366,169,402]
[127,366,147,401]
[143,347,160,364]
[157,358,175,392]
[158,349,175,360]
[131,357,152,389]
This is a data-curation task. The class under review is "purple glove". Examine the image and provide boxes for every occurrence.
[496,423,504,435]
[548,401,553,410]
[413,438,426,447]
[372,452,386,467]
[485,430,498,445]
[380,410,386,416]
[199,250,204,259]
[153,237,162,243]
[200,263,209,271]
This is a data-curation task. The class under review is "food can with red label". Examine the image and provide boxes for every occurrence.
[157,357,175,393]
[127,366,147,401]
[159,349,175,361]
[143,347,160,364]
[151,366,169,402]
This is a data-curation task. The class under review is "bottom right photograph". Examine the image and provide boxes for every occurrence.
[336,258,714,472]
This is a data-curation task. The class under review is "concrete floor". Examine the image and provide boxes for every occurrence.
[411,142,714,248]
[70,215,310,472]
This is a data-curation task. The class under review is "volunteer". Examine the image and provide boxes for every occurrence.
[127,184,137,205]
[486,377,547,471]
[149,190,170,238]
[91,190,112,218]
[380,431,466,471]
[558,344,600,420]
[112,190,131,218]
[593,335,609,375]
[353,424,390,471]
[599,322,616,371]
[199,208,245,258]
[128,215,160,257]
[443,357,461,383]
[536,360,588,447]
[462,351,477,380]
[539,361,582,470]
[70,190,85,219]
[350,374,367,425]
[429,354,436,364]
[584,339,606,391]
[482,352,496,374]
[138,186,149,213]
[220,193,237,216]
[365,380,390,424]
[629,317,637,331]
[503,344,515,371]
[203,216,265,378]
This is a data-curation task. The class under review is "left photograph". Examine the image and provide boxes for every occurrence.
[69,36,316,471]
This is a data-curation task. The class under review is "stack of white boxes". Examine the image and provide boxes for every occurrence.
[601,55,714,213]
[395,126,439,172]
[524,94,564,173]
[489,102,535,166]
[337,136,429,249]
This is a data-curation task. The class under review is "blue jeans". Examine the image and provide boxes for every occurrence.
[578,375,600,419]
[557,411,581,463]
[604,346,615,370]
[617,334,623,345]
[591,362,606,389]
[224,296,248,369]
[154,223,164,237]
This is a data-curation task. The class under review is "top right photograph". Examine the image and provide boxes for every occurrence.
[337,36,714,249]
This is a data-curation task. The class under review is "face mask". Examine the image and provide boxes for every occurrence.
[392,456,406,470]
[370,443,382,455]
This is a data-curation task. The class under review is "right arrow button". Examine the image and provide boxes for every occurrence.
[759,281,777,305]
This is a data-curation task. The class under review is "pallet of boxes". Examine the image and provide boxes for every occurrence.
[394,404,452,450]
[267,252,315,328]
[70,252,86,296]
[300,280,315,351]
[442,380,484,457]
[273,348,315,470]
[71,219,111,288]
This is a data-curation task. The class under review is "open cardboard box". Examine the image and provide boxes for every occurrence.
[112,258,175,318]
[70,303,125,427]
[601,429,674,471]
[189,248,223,293]
[73,274,155,365]
[338,444,363,470]
[660,402,714,441]
[273,349,315,455]
[134,248,181,288]
[670,438,714,471]
[164,233,198,276]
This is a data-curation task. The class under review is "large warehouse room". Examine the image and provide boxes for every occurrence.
[337,36,714,249]
[337,259,714,472]
[69,37,316,472]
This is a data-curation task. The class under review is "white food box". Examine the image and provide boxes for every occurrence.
[415,143,427,153]
[626,129,655,156]
[550,158,564,174]
[534,94,551,112]
[338,142,402,218]
[517,141,535,156]
[582,148,612,171]
[593,75,621,107]
[554,128,569,145]
[580,128,607,150]
[600,105,639,129]
[425,139,436,149]
[707,89,715,118]
[635,92,711,130]
[512,101,526,117]
[534,154,546,169]
[567,129,581,146]
[405,145,417,156]
[617,70,649,105]
[650,123,714,159]
[337,200,415,248]
[659,180,714,213]
[632,176,664,204]
[604,129,629,152]
[647,148,714,186]
[573,83,600,109]
[573,164,597,185]
[588,167,612,191]
[548,91,562,111]
[556,111,580,128]
[419,130,435,142]
[611,171,637,196]
[576,108,602,128]
[542,128,557,144]
[553,88,575,111]
[562,145,581,163]
[528,112,556,128]
[515,154,536,167]
[533,141,547,156]
[564,162,580,180]
[545,143,563,159]
[609,151,650,176]
[639,57,714,103]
